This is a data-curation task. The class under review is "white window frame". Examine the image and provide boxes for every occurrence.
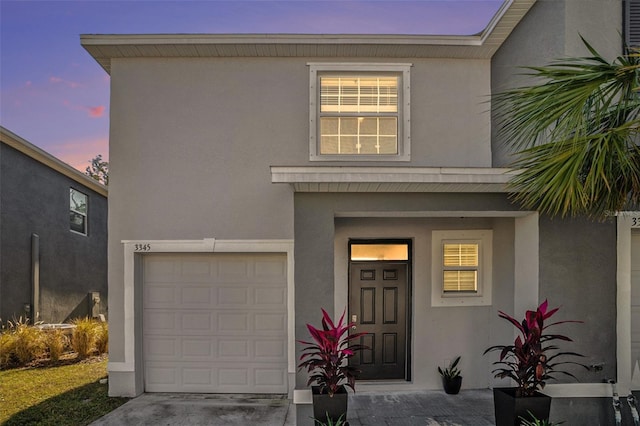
[308,62,411,162]
[431,229,492,307]
[70,188,88,236]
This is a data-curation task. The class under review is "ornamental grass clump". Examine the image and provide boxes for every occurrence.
[95,321,109,355]
[43,328,69,363]
[71,317,98,359]
[298,309,366,396]
[0,326,16,368]
[11,317,45,365]
[484,300,587,397]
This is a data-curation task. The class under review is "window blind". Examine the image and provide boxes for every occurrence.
[442,243,478,293]
[320,77,398,113]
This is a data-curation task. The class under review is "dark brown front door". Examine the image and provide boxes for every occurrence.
[349,262,408,380]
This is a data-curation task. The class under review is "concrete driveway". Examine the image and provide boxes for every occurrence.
[89,389,498,425]
[89,393,294,426]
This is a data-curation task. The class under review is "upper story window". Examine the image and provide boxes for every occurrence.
[309,63,411,161]
[625,0,640,47]
[70,188,88,235]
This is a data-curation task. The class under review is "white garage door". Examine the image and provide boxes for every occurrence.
[143,253,288,393]
[631,231,640,374]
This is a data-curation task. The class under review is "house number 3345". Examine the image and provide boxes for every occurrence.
[134,244,151,251]
[632,216,640,228]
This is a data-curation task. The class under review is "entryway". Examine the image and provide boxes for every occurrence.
[348,240,411,381]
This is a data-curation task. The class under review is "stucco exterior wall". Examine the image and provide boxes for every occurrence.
[333,216,515,390]
[292,192,520,390]
[106,55,492,362]
[491,0,623,166]
[539,216,618,382]
[0,143,108,323]
[293,193,617,389]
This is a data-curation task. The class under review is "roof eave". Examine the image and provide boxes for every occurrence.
[270,166,518,193]
[0,126,108,197]
[80,0,536,75]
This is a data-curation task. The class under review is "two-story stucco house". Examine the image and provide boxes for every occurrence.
[81,0,640,423]
[1,126,108,324]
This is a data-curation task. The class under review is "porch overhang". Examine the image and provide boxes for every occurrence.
[270,166,517,193]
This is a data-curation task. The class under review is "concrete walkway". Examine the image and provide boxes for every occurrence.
[347,389,494,425]
[90,389,494,425]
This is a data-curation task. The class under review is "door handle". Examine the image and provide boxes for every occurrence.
[351,314,357,330]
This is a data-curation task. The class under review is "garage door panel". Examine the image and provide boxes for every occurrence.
[218,287,250,305]
[145,361,287,393]
[180,259,215,279]
[255,339,286,359]
[145,365,178,389]
[254,258,287,278]
[181,286,215,304]
[217,312,250,332]
[255,313,286,332]
[182,339,213,358]
[144,311,178,333]
[255,368,287,387]
[255,287,286,305]
[145,284,178,305]
[145,259,180,281]
[218,258,252,279]
[181,312,214,331]
[143,253,288,393]
[183,367,214,385]
[218,339,250,358]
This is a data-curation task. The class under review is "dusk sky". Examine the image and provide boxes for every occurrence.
[0,0,503,171]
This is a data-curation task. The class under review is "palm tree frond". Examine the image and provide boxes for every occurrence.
[495,39,640,218]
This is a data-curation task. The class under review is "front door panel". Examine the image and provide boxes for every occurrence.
[349,262,407,380]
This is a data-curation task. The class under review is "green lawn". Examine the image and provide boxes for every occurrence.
[0,357,129,425]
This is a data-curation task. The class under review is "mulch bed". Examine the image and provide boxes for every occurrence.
[5,352,108,371]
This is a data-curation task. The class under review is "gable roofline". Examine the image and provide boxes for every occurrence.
[0,126,108,197]
[81,0,536,74]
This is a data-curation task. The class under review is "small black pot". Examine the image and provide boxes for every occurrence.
[312,385,348,424]
[442,376,462,394]
[493,387,552,426]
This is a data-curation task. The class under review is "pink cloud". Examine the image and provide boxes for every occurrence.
[62,100,106,118]
[50,75,82,88]
[49,136,109,172]
[87,105,105,118]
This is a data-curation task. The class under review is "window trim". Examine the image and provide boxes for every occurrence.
[70,188,88,236]
[308,62,411,162]
[431,229,492,307]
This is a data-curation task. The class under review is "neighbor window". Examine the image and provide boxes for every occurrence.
[309,63,411,161]
[70,188,88,235]
[432,230,492,307]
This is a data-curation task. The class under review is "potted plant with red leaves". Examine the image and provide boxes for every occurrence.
[298,308,366,424]
[483,300,586,426]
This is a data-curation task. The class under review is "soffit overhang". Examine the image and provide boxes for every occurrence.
[81,0,536,74]
[0,126,108,197]
[270,166,517,193]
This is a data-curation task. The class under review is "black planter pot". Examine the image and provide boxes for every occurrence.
[442,376,462,394]
[312,385,348,424]
[493,387,552,426]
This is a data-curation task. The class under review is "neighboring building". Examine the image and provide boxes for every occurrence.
[0,127,108,324]
[81,0,638,423]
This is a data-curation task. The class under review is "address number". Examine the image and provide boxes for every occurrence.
[134,244,151,252]
[632,217,640,228]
